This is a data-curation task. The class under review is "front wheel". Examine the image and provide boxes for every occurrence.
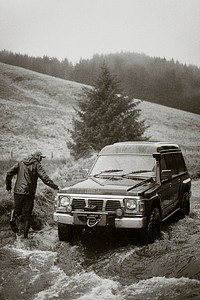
[58,224,74,242]
[142,207,161,244]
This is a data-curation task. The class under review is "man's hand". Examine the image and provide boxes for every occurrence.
[55,186,62,191]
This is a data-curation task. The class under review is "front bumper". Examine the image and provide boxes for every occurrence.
[115,217,147,228]
[54,212,74,225]
[53,212,147,229]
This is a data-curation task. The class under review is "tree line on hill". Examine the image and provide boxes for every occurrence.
[0,49,200,114]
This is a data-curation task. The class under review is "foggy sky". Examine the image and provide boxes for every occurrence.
[0,0,200,66]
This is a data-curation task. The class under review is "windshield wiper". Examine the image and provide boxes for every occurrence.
[127,178,153,191]
[93,169,123,178]
[122,170,153,178]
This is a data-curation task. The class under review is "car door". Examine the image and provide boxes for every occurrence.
[159,154,179,217]
[158,155,174,217]
[173,153,187,208]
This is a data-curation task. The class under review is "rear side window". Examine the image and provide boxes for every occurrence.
[174,153,186,173]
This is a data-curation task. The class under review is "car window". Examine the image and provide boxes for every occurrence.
[90,154,155,176]
[160,156,167,171]
[164,154,178,175]
[174,153,186,173]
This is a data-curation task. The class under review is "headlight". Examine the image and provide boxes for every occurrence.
[60,196,70,207]
[124,198,137,210]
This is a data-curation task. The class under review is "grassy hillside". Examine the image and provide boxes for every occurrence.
[0,62,88,159]
[0,62,199,237]
[0,62,199,176]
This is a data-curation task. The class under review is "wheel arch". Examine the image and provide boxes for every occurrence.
[179,179,191,202]
[149,195,162,217]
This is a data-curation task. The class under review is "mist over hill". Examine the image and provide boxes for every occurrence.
[0,62,199,173]
[0,50,200,115]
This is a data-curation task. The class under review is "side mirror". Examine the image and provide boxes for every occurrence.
[161,170,172,181]
[153,152,161,161]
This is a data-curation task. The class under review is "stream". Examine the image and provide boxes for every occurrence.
[0,180,200,300]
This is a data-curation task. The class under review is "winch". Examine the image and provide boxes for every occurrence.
[86,216,100,227]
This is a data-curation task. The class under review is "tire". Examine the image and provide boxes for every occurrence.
[143,207,161,244]
[58,224,74,242]
[177,191,190,219]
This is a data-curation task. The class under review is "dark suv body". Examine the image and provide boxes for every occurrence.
[54,142,191,243]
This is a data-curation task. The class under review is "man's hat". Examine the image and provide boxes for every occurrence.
[31,150,46,158]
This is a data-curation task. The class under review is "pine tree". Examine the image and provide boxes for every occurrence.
[67,64,147,159]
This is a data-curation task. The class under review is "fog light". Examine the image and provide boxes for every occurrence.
[66,205,72,213]
[116,208,123,218]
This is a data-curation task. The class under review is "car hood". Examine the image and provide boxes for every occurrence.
[60,176,156,196]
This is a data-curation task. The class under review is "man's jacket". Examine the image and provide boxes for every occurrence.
[6,156,58,195]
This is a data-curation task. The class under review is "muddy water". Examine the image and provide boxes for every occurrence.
[0,181,200,300]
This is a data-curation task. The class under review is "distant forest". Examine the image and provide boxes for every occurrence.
[0,49,200,114]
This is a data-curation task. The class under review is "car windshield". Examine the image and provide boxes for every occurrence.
[89,154,155,177]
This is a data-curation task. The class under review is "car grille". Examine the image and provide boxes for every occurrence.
[105,200,121,211]
[72,198,121,212]
[88,199,103,210]
[72,198,85,209]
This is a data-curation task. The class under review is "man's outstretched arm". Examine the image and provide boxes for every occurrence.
[6,163,19,191]
[37,163,59,190]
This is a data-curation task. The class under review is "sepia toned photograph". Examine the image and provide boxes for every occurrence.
[0,0,200,299]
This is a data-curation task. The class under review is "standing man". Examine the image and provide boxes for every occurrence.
[6,150,60,239]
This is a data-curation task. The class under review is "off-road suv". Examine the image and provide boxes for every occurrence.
[54,142,191,243]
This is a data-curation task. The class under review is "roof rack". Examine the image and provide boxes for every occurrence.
[100,141,180,155]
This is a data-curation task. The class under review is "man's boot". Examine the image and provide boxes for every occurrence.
[24,220,31,239]
[10,210,18,233]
